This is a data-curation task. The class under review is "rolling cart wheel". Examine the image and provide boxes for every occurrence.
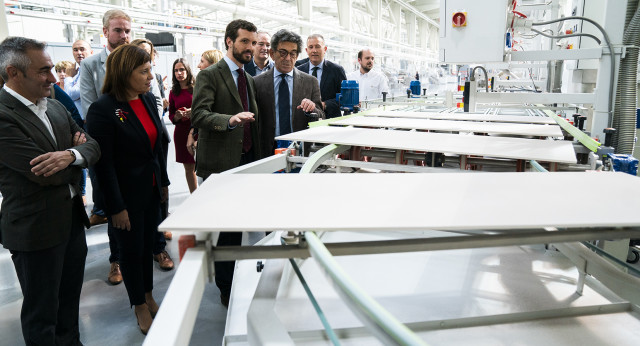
[626,249,639,264]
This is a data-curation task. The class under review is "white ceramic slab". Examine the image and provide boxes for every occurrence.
[276,126,576,163]
[159,172,640,233]
[333,116,564,137]
[366,110,557,124]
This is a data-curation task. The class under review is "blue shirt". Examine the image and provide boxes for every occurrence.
[310,60,324,86]
[224,55,251,129]
[253,59,274,76]
[223,55,241,88]
[64,66,84,119]
[274,68,294,137]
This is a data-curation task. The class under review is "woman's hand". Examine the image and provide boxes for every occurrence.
[112,209,131,231]
[187,129,197,156]
[175,108,184,121]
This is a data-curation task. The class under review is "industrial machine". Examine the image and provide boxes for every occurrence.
[144,0,640,344]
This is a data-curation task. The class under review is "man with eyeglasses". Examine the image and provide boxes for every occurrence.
[191,19,261,308]
[254,29,324,158]
[244,31,273,77]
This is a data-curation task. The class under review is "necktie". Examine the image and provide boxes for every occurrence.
[312,66,318,78]
[237,68,251,152]
[278,74,291,136]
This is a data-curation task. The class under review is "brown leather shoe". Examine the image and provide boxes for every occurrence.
[134,304,153,335]
[108,262,123,285]
[153,250,174,270]
[89,213,108,226]
[164,231,172,240]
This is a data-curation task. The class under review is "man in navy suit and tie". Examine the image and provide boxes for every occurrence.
[244,31,274,77]
[297,34,347,119]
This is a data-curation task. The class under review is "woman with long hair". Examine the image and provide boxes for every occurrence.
[169,58,197,192]
[86,44,170,334]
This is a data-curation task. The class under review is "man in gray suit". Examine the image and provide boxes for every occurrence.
[0,37,100,345]
[254,29,324,158]
[79,8,132,285]
[191,19,260,307]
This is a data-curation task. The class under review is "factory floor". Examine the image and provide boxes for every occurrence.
[2,119,640,345]
[0,122,226,346]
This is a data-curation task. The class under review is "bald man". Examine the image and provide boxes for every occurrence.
[64,40,93,120]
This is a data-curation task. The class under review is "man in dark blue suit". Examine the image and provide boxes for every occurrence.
[244,31,273,77]
[297,34,346,118]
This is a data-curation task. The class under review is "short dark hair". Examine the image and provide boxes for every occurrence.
[357,49,364,60]
[224,19,257,50]
[0,37,46,81]
[171,58,195,96]
[270,29,303,54]
[102,44,151,102]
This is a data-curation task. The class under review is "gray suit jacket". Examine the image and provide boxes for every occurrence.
[79,48,108,117]
[254,68,324,158]
[191,58,261,178]
[0,89,100,251]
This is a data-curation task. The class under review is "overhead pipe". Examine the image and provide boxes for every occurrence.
[181,0,430,54]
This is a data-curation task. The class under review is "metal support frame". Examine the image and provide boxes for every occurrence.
[144,248,208,345]
[207,227,640,262]
[304,231,427,346]
[300,144,350,174]
[246,259,293,345]
[555,242,640,306]
[221,152,289,174]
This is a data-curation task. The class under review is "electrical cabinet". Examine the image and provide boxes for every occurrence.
[439,0,509,63]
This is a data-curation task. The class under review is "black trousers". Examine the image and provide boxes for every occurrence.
[109,200,168,263]
[11,197,87,346]
[210,149,255,296]
[111,192,160,306]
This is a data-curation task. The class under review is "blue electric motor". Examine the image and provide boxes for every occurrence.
[410,80,421,96]
[608,154,639,176]
[337,80,359,114]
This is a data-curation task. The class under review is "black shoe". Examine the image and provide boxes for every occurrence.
[220,293,230,308]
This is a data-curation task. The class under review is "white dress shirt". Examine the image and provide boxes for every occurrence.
[346,69,390,102]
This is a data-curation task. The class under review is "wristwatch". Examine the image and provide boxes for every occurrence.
[66,149,77,162]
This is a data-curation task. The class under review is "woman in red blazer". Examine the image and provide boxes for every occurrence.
[86,44,170,335]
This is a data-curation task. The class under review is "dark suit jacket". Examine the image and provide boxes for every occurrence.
[297,60,347,118]
[50,84,84,129]
[244,59,273,77]
[254,68,324,158]
[0,89,100,251]
[295,57,309,67]
[191,59,260,178]
[244,60,257,77]
[86,92,170,216]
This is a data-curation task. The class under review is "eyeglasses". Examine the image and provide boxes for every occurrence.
[276,49,298,59]
[174,68,187,73]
